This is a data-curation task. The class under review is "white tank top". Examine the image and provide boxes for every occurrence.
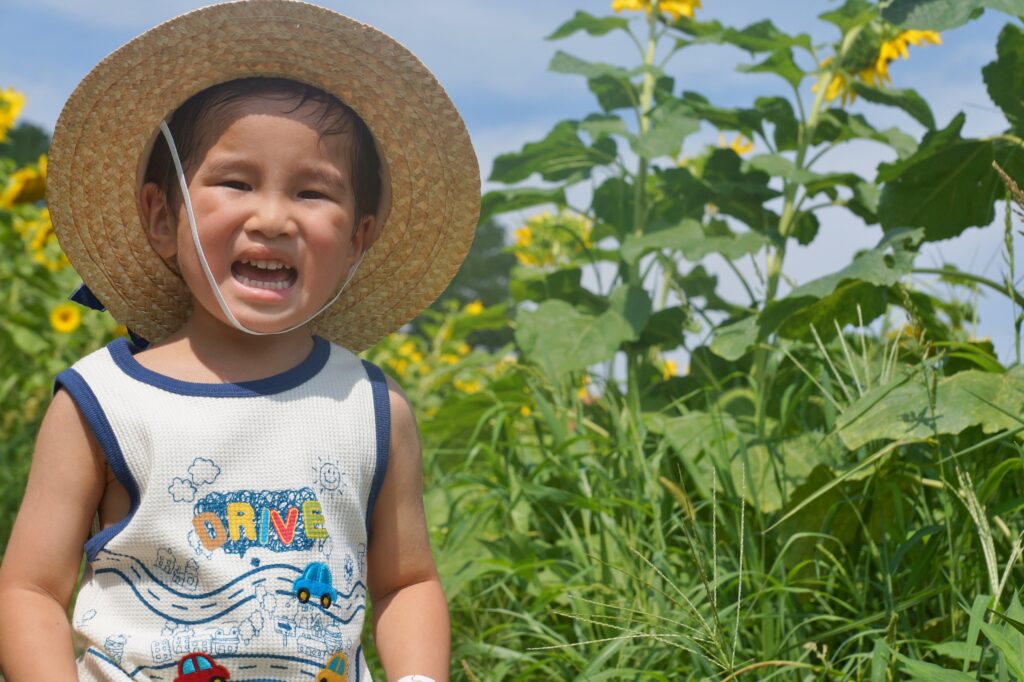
[56,336,388,682]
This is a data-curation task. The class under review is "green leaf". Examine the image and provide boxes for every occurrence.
[870,640,889,682]
[489,120,616,183]
[7,323,47,356]
[989,607,1024,639]
[756,96,799,151]
[715,229,921,354]
[981,621,1024,680]
[877,113,999,241]
[819,0,875,34]
[815,109,919,157]
[634,306,690,350]
[0,123,50,167]
[701,149,779,228]
[651,167,712,223]
[515,300,635,376]
[546,11,630,41]
[699,220,768,259]
[621,220,703,264]
[688,18,813,53]
[746,154,821,184]
[548,51,645,112]
[579,113,630,141]
[983,0,1024,15]
[479,187,566,223]
[621,219,768,264]
[983,24,1024,136]
[762,228,921,325]
[803,172,867,199]
[837,367,1024,449]
[592,176,635,238]
[849,82,936,130]
[633,100,699,159]
[549,50,631,81]
[776,281,889,341]
[587,74,638,112]
[875,128,919,159]
[710,316,758,361]
[929,642,982,665]
[674,264,744,314]
[448,302,509,340]
[893,650,977,681]
[723,20,812,53]
[608,285,652,339]
[509,266,604,310]
[882,0,984,31]
[679,91,764,139]
[737,48,805,89]
[965,595,993,672]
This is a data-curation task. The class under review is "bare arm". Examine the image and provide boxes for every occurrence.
[0,389,106,680]
[367,375,450,682]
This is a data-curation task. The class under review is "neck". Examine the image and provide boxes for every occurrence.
[144,304,317,384]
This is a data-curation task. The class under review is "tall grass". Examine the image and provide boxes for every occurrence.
[423,321,1024,680]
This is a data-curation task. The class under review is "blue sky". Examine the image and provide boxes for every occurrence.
[2,1,1022,361]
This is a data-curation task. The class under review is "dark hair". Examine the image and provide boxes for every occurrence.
[144,77,382,225]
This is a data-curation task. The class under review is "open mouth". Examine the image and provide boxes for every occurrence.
[230,259,298,291]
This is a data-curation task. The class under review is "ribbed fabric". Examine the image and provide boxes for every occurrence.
[57,337,387,682]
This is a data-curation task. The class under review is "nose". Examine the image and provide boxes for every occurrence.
[245,191,297,238]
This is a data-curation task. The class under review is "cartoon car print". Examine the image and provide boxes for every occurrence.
[174,652,230,682]
[294,561,339,608]
[317,651,349,682]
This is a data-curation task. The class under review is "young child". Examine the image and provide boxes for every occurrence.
[0,2,478,681]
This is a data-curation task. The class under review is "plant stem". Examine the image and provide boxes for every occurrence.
[1006,197,1021,364]
[622,3,661,437]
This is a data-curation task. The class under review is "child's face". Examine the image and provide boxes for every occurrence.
[142,96,374,335]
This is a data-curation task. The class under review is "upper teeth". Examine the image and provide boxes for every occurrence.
[243,259,288,270]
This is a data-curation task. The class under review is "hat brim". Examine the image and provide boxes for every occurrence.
[48,0,480,351]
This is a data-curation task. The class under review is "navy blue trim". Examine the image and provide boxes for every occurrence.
[55,369,141,562]
[69,282,106,311]
[355,644,363,682]
[106,335,330,397]
[361,360,391,540]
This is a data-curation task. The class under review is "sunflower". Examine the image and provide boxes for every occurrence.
[814,28,941,106]
[612,0,702,20]
[50,303,82,333]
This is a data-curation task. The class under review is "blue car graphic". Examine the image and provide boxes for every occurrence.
[293,561,338,609]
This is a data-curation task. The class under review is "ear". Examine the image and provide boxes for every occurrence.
[351,213,376,260]
[139,182,179,263]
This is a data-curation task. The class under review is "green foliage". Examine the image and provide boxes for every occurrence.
[983,24,1024,136]
[879,117,991,235]
[8,1,1024,679]
[881,0,1024,31]
[881,0,985,31]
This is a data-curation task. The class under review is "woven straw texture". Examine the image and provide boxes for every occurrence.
[48,0,480,351]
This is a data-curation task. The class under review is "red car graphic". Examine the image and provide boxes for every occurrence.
[174,652,231,682]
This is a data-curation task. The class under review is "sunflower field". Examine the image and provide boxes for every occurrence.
[8,0,1024,679]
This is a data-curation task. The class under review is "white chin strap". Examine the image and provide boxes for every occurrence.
[160,121,363,336]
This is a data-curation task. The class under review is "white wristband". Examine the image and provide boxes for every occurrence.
[396,676,437,682]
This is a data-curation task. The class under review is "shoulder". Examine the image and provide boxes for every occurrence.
[57,338,125,381]
[383,374,420,453]
[36,387,106,477]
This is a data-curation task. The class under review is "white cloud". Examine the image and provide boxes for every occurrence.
[168,476,197,503]
[188,457,220,486]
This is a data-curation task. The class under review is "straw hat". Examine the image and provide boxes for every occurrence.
[48,0,479,351]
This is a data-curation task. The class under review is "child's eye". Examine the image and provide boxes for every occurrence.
[298,190,330,200]
[220,180,251,191]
